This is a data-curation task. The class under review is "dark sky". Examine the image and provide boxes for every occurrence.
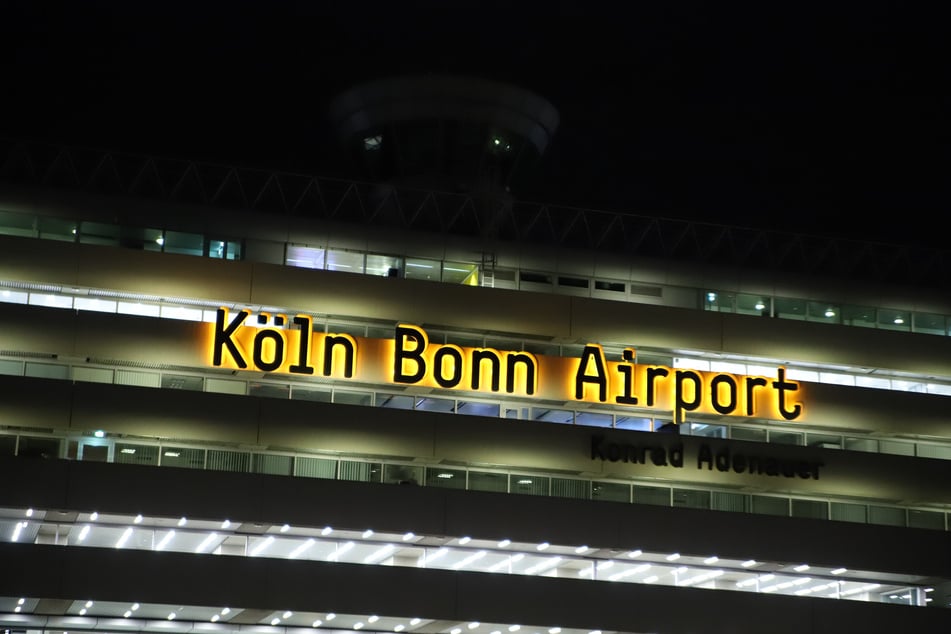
[1,1,949,247]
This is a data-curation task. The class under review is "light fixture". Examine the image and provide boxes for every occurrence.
[824,309,835,318]
[221,519,231,529]
[368,616,379,624]
[326,613,336,621]
[364,544,396,564]
[195,532,218,553]
[250,535,275,556]
[794,564,810,572]
[221,608,231,616]
[79,609,87,616]
[327,541,354,561]
[467,622,479,629]
[741,559,757,568]
[94,430,105,438]
[362,529,374,539]
[575,545,588,554]
[508,626,520,632]
[85,601,94,608]
[131,604,139,611]
[321,526,333,535]
[115,527,133,549]
[271,618,281,626]
[211,615,220,623]
[394,626,404,633]
[90,512,99,521]
[167,613,176,621]
[665,553,680,561]
[894,317,904,324]
[437,472,454,479]
[312,620,323,628]
[133,514,143,524]
[755,301,766,310]
[280,524,291,533]
[704,556,719,564]
[459,536,471,545]
[155,530,175,551]
[627,549,642,558]
[289,538,316,559]
[831,567,847,575]
[536,542,550,551]
[123,611,132,618]
[177,517,187,527]
[410,618,420,626]
[283,611,293,619]
[497,539,511,548]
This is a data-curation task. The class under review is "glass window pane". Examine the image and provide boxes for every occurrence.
[377,394,414,409]
[869,506,905,527]
[366,254,403,278]
[115,443,158,465]
[161,446,205,469]
[249,382,289,399]
[592,481,629,502]
[807,301,840,323]
[732,427,767,442]
[75,297,117,313]
[907,510,944,530]
[751,495,788,516]
[841,304,876,328]
[879,440,914,456]
[384,464,423,485]
[831,502,867,523]
[634,485,670,506]
[79,221,120,246]
[295,457,336,479]
[443,261,478,285]
[575,411,612,428]
[334,390,372,406]
[469,470,507,493]
[38,217,77,241]
[427,467,466,489]
[552,478,589,499]
[686,423,726,438]
[252,453,291,475]
[414,397,454,412]
[339,461,381,482]
[913,311,946,335]
[878,308,910,332]
[769,430,802,446]
[736,293,770,316]
[532,408,573,424]
[208,449,250,472]
[286,244,325,269]
[845,437,879,452]
[161,374,203,391]
[774,296,806,320]
[0,210,36,237]
[791,499,828,520]
[25,362,69,379]
[163,230,204,256]
[405,257,440,281]
[118,227,163,251]
[615,416,652,431]
[0,435,16,456]
[457,401,500,417]
[17,436,61,459]
[673,489,710,509]
[712,491,748,512]
[511,474,549,496]
[327,249,365,273]
[703,290,734,312]
[807,433,841,449]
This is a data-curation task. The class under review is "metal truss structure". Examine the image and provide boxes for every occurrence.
[1,139,948,290]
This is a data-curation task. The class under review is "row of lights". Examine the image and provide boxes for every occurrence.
[12,508,857,579]
[15,508,920,608]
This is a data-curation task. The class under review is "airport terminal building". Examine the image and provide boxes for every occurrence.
[2,136,951,634]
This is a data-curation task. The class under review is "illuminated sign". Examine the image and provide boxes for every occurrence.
[206,309,804,422]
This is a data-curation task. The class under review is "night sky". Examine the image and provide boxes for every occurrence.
[1,1,948,248]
